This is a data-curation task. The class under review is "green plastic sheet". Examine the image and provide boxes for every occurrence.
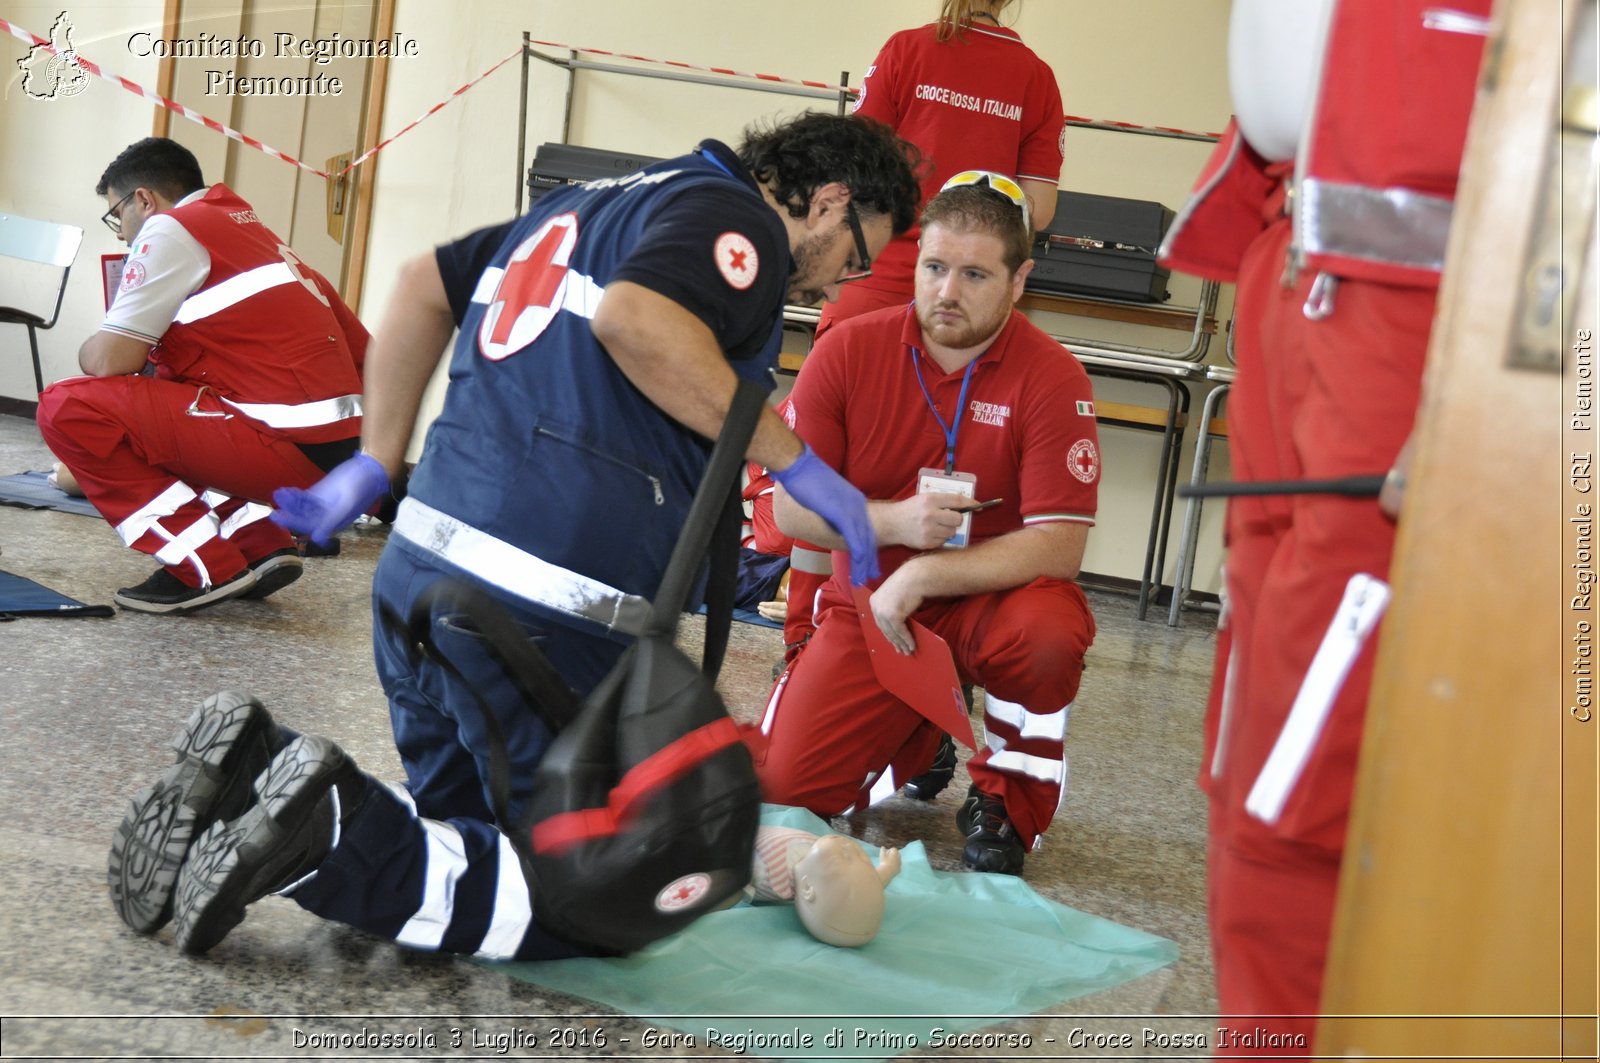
[487,806,1177,1061]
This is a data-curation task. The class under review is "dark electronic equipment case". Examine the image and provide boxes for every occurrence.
[1025,190,1176,303]
[526,142,665,209]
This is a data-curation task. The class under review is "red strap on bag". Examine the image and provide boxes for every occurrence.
[530,717,745,854]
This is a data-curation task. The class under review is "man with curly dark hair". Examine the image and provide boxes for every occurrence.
[108,111,921,962]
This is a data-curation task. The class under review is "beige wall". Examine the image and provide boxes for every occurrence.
[0,0,1236,594]
[1,0,165,396]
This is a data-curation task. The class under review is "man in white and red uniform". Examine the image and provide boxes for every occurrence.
[1158,0,1490,1049]
[747,175,1098,876]
[37,137,370,613]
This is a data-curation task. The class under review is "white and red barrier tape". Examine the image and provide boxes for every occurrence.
[1064,114,1224,141]
[528,37,852,94]
[2,15,520,179]
[531,38,1224,142]
[3,12,1224,181]
[339,46,521,175]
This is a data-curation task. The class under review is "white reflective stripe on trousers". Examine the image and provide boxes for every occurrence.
[984,695,1069,742]
[1245,573,1390,825]
[474,834,535,960]
[200,489,275,539]
[385,782,470,952]
[115,480,199,545]
[983,694,1072,808]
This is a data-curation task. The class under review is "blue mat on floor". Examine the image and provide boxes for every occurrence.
[0,471,100,517]
[484,806,1178,1063]
[0,569,113,618]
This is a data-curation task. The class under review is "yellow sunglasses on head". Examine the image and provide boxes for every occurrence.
[941,169,1032,232]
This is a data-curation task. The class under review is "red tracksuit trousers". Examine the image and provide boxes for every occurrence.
[37,375,330,588]
[1205,216,1432,1054]
[747,576,1094,847]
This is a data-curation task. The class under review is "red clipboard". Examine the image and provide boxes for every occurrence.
[851,586,975,750]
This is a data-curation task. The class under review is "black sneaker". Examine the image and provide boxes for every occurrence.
[293,535,340,558]
[902,733,957,801]
[107,693,288,934]
[238,549,303,600]
[114,566,256,614]
[173,735,364,955]
[955,784,1026,875]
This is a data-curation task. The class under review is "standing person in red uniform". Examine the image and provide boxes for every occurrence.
[830,0,1064,331]
[780,0,1067,713]
[747,174,1099,876]
[1158,0,1490,1050]
[36,137,370,614]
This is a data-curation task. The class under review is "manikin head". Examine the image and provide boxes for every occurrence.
[787,835,903,947]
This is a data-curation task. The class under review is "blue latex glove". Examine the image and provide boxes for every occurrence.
[271,452,390,546]
[771,444,879,585]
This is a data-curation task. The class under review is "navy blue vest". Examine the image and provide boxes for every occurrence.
[406,150,784,604]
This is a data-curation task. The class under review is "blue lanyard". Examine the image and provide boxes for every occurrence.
[911,347,976,474]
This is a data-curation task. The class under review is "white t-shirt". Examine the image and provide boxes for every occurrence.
[101,189,211,344]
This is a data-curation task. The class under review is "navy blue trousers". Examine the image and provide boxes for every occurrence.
[289,537,627,960]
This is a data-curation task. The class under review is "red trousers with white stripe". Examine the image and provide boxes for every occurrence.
[745,576,1094,847]
[1204,218,1432,1052]
[36,375,332,588]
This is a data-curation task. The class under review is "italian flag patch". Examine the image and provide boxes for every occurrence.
[1076,400,1095,416]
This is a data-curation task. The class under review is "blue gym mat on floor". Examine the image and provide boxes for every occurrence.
[0,569,113,618]
[0,471,100,517]
[484,806,1179,1063]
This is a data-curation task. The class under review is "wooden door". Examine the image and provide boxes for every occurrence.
[1317,0,1598,1057]
[154,0,391,300]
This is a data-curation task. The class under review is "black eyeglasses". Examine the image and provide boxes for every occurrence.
[840,201,872,283]
[101,190,135,237]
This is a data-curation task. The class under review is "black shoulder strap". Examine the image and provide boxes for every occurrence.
[649,376,767,629]
[650,377,767,680]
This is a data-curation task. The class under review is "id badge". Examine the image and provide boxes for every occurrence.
[918,467,977,549]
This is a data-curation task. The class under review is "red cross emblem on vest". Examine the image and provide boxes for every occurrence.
[478,213,580,361]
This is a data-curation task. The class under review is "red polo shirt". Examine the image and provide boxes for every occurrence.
[789,302,1098,595]
[851,22,1065,300]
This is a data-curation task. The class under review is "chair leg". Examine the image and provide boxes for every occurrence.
[26,324,44,395]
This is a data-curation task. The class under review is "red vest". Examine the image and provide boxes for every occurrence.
[1161,0,1491,289]
[155,186,366,442]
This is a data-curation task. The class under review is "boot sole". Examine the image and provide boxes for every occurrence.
[239,555,304,600]
[107,693,275,934]
[173,736,345,956]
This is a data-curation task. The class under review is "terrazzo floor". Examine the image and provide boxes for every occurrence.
[0,410,1220,1060]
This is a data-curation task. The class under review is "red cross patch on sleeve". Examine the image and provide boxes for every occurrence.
[715,232,759,291]
[120,260,147,292]
[1068,439,1100,484]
